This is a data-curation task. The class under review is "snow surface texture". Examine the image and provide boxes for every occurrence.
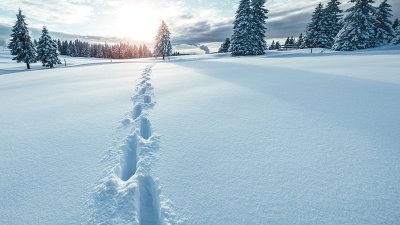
[1,47,400,224]
[85,65,182,225]
[151,47,400,225]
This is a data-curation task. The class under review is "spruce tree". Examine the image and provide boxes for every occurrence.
[332,0,378,51]
[285,37,290,45]
[290,36,295,45]
[8,9,36,69]
[37,27,61,68]
[393,18,400,30]
[251,0,268,55]
[323,0,343,48]
[274,41,281,50]
[218,38,231,53]
[304,3,329,48]
[269,40,275,50]
[154,21,172,60]
[231,0,253,56]
[392,26,400,45]
[297,33,304,47]
[375,0,394,45]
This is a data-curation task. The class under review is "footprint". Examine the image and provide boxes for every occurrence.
[138,176,162,225]
[140,117,152,140]
[118,134,138,181]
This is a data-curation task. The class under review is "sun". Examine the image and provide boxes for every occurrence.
[113,4,161,42]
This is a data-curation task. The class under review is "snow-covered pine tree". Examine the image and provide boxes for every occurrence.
[297,33,304,47]
[332,0,378,51]
[275,41,281,50]
[231,0,253,56]
[8,9,36,69]
[323,0,343,48]
[392,26,400,45]
[374,0,394,45]
[57,39,62,54]
[304,3,330,48]
[251,0,268,55]
[218,38,231,53]
[154,21,172,60]
[290,36,295,45]
[269,40,275,50]
[393,18,400,30]
[285,37,290,45]
[36,26,61,68]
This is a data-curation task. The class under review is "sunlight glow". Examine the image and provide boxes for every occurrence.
[113,3,162,42]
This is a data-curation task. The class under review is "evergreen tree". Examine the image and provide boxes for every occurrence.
[297,33,304,47]
[392,26,400,45]
[274,41,281,49]
[8,9,36,69]
[138,44,143,58]
[68,41,75,56]
[218,38,231,53]
[285,37,290,45]
[154,21,172,60]
[375,0,394,45]
[290,36,295,44]
[393,18,400,30]
[332,0,378,51]
[36,26,60,68]
[323,0,343,48]
[251,0,268,55]
[57,39,62,54]
[269,40,275,50]
[231,0,253,56]
[304,3,329,48]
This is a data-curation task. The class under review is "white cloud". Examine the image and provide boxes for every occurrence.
[0,0,93,25]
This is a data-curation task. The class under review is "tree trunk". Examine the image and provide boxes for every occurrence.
[162,53,165,60]
[50,64,54,68]
[26,63,30,69]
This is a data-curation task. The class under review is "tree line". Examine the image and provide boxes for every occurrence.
[219,0,400,55]
[50,39,152,59]
[8,9,157,69]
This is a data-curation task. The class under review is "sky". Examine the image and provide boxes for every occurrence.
[0,0,399,53]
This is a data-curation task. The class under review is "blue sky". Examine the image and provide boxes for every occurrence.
[0,0,399,47]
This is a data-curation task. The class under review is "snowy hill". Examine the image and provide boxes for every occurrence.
[1,48,400,225]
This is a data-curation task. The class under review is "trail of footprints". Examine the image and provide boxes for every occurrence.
[117,65,162,225]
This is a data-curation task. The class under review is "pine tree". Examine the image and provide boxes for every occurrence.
[8,9,36,69]
[290,36,295,45]
[393,18,400,30]
[332,0,378,51]
[275,41,281,50]
[285,37,290,45]
[251,0,268,55]
[269,40,275,50]
[297,33,304,47]
[392,26,400,45]
[323,0,343,48]
[138,44,143,58]
[36,27,61,68]
[304,3,330,48]
[57,39,62,54]
[68,41,76,56]
[231,0,253,56]
[375,0,394,45]
[218,38,231,53]
[154,21,172,60]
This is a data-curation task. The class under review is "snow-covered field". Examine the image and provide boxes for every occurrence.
[1,47,400,225]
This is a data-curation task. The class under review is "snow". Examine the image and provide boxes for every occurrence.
[1,48,400,224]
